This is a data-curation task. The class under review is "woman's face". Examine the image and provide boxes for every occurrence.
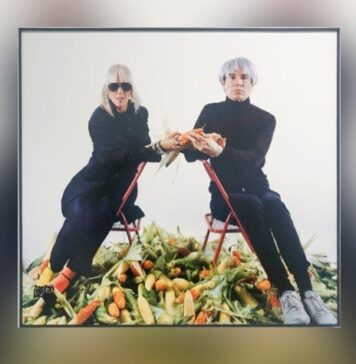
[222,68,253,102]
[107,78,132,112]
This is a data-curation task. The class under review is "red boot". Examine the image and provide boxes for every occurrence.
[50,266,76,293]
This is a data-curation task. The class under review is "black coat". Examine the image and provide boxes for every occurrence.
[61,101,161,219]
[184,97,276,197]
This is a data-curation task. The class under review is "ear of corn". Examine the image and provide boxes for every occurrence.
[219,303,231,324]
[154,279,168,291]
[172,278,190,290]
[217,257,234,274]
[130,262,145,279]
[183,290,195,318]
[189,287,201,300]
[57,316,67,325]
[112,261,130,279]
[96,285,111,301]
[47,316,65,325]
[142,260,154,270]
[95,303,119,325]
[158,313,174,324]
[145,273,156,291]
[22,223,337,326]
[108,302,121,318]
[28,298,46,319]
[137,296,155,324]
[32,315,47,325]
[137,284,155,324]
[234,284,265,316]
[118,273,127,283]
[120,309,132,323]
[37,265,54,286]
[112,287,126,309]
[37,258,50,274]
[165,289,175,314]
[194,311,207,325]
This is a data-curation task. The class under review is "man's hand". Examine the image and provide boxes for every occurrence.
[188,133,225,157]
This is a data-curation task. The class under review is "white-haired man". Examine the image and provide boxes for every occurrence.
[184,57,337,325]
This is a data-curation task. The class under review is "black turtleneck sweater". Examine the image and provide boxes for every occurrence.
[184,97,276,197]
[61,101,161,216]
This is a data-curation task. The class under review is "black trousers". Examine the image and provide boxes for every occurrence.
[211,189,312,294]
[50,183,140,276]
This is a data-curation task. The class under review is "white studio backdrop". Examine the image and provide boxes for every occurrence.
[21,30,337,266]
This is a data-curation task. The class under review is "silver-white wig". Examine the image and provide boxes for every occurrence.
[218,57,258,86]
[101,64,141,116]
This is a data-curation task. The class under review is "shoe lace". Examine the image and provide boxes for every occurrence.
[282,293,301,314]
[308,295,328,319]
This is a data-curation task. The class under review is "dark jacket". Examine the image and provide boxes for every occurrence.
[61,101,161,218]
[184,97,276,197]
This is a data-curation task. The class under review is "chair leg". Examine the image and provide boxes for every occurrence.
[212,214,231,265]
[202,229,210,251]
[125,229,133,245]
[134,220,140,238]
[119,212,133,245]
[212,230,227,265]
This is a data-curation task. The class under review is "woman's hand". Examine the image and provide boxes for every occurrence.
[188,133,225,157]
[159,132,183,152]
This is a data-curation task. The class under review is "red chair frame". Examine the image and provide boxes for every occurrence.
[202,160,255,265]
[111,162,146,245]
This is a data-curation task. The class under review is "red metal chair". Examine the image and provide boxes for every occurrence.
[111,162,146,245]
[201,160,255,265]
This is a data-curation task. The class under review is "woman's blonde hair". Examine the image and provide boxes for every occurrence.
[101,64,141,116]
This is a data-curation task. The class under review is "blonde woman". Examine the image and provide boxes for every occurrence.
[41,64,181,293]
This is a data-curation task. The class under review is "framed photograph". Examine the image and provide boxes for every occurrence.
[19,28,339,326]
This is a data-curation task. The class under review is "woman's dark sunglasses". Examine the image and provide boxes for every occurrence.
[108,82,132,92]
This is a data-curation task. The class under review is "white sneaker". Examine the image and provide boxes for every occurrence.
[280,290,311,325]
[303,290,337,325]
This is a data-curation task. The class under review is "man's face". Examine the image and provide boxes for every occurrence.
[222,68,253,102]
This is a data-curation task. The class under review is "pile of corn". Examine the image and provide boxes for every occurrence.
[22,223,338,326]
